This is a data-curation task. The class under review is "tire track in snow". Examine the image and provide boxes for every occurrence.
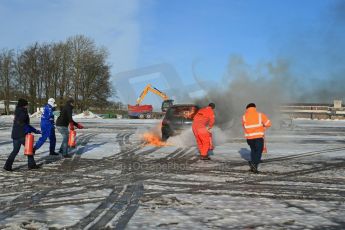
[0,129,144,227]
[0,141,12,146]
[0,189,51,222]
[264,146,345,163]
[67,186,125,230]
[83,183,144,230]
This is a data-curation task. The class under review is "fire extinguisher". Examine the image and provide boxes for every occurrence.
[262,129,268,154]
[24,133,34,156]
[263,133,268,154]
[68,130,77,148]
[207,131,214,156]
[263,139,267,154]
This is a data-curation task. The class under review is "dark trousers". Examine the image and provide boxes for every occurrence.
[4,138,37,170]
[247,138,264,167]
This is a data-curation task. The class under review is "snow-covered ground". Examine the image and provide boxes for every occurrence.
[0,118,344,229]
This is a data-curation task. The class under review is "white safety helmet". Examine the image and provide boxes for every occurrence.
[48,98,56,107]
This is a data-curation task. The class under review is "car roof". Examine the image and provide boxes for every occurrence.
[170,104,197,108]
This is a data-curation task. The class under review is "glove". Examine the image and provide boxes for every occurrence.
[24,125,39,134]
[76,123,84,129]
[69,122,75,131]
[35,130,42,134]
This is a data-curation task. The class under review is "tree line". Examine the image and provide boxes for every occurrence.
[0,35,113,114]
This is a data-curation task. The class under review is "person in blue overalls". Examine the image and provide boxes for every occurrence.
[33,98,58,155]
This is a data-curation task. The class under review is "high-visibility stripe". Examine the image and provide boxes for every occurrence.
[245,132,265,137]
[244,124,263,129]
[243,113,263,129]
[264,120,271,126]
[242,115,246,122]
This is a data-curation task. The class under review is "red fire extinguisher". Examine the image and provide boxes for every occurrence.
[263,133,268,154]
[262,129,268,154]
[263,139,267,154]
[207,131,214,156]
[24,133,34,156]
[68,130,77,148]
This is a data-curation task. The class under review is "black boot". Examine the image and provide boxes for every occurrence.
[4,160,13,172]
[252,164,259,174]
[248,161,259,173]
[200,156,211,160]
[49,151,59,156]
[3,166,13,171]
[28,164,41,170]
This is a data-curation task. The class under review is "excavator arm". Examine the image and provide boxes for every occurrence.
[148,86,169,100]
[136,85,151,105]
[136,84,169,105]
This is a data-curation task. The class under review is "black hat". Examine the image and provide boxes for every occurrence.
[209,103,215,109]
[17,98,28,107]
[246,103,256,109]
[66,98,74,105]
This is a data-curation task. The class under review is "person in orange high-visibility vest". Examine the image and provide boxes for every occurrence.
[192,103,215,160]
[242,103,271,173]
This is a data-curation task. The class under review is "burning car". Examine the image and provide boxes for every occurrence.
[161,104,199,141]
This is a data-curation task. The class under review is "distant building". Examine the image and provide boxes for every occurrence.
[280,100,345,120]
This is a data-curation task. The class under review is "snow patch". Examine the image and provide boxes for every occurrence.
[1,203,101,229]
[73,111,103,119]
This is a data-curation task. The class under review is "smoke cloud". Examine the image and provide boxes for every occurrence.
[194,56,295,138]
[193,1,345,139]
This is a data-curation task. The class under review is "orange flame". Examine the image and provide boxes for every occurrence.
[142,132,170,147]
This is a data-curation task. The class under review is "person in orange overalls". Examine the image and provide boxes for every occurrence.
[242,103,271,173]
[192,103,215,160]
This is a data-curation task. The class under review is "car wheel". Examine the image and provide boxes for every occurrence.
[162,132,169,141]
[161,126,171,141]
[139,114,145,119]
[145,113,152,119]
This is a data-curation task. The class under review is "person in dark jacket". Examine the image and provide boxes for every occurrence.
[56,98,83,157]
[33,98,58,155]
[3,99,41,171]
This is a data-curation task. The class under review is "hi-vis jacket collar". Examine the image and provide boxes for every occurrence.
[246,107,256,112]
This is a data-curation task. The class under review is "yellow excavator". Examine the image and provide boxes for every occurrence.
[128,84,174,118]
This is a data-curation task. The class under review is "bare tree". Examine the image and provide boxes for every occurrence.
[52,42,72,103]
[0,49,15,114]
[65,35,112,111]
[17,43,40,113]
[67,35,95,109]
[1,35,115,113]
